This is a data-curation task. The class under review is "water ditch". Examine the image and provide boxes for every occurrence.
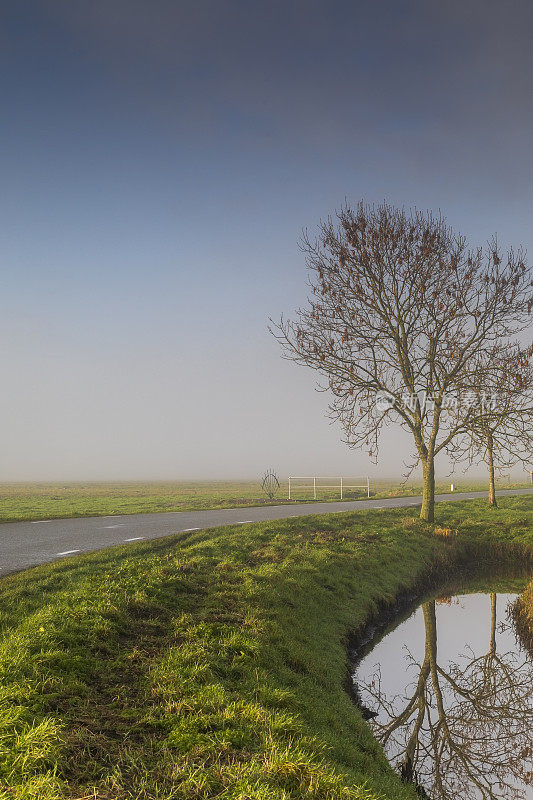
[350,568,533,800]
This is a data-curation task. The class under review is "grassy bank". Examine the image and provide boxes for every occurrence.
[0,497,531,799]
[0,480,530,523]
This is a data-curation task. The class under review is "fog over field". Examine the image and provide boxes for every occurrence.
[1,1,532,482]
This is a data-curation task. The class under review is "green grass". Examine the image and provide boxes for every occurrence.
[0,496,531,799]
[0,479,530,523]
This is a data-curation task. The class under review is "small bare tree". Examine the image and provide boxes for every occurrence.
[449,344,533,506]
[272,202,532,521]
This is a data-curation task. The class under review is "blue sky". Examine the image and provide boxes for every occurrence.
[1,0,532,481]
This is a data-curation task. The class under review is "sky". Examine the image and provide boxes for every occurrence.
[1,0,532,482]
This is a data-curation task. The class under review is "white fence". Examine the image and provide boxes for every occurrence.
[287,476,370,500]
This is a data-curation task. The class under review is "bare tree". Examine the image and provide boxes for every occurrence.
[272,202,532,521]
[449,344,533,507]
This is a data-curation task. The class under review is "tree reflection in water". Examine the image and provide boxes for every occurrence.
[357,594,533,800]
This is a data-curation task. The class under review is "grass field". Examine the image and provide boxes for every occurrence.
[0,496,531,798]
[0,478,530,523]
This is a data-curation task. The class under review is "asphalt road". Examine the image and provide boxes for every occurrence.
[1,488,531,577]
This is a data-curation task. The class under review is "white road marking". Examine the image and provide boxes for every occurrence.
[181,527,200,532]
[124,537,144,542]
[236,520,253,524]
[57,549,80,556]
[31,520,51,524]
[103,524,126,529]
[374,507,384,509]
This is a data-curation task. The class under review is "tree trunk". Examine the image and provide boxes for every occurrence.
[486,429,497,507]
[400,604,433,783]
[489,593,496,655]
[420,456,435,523]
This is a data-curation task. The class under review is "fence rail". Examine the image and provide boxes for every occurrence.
[287,476,370,500]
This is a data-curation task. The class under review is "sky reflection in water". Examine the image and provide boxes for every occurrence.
[355,591,533,800]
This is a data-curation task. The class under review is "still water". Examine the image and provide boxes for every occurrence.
[353,587,533,800]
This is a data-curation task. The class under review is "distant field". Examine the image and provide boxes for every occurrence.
[0,478,530,523]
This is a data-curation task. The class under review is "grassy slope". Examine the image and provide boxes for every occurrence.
[0,497,531,799]
[0,480,530,523]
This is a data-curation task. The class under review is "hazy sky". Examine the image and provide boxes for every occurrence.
[1,0,533,482]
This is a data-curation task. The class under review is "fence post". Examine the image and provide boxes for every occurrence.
[288,477,291,500]
[367,476,370,498]
[340,477,343,500]
[313,476,316,500]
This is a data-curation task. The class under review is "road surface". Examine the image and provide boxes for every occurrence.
[1,488,531,577]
